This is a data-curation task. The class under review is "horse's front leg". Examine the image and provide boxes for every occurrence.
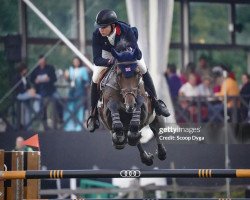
[128,95,144,146]
[107,99,126,149]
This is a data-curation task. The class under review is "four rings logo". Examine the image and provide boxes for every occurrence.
[120,170,141,178]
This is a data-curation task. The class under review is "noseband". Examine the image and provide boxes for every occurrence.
[120,88,138,99]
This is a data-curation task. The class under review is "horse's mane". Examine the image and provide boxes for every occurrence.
[115,39,131,52]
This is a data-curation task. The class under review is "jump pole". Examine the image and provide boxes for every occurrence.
[1,169,250,180]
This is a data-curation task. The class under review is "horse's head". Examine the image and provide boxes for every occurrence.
[111,41,141,113]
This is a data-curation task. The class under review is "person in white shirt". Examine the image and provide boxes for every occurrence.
[179,73,198,97]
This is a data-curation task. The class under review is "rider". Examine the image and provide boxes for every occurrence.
[87,9,170,132]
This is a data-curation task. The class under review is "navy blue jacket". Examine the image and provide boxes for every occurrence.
[14,74,31,94]
[92,21,142,66]
[30,64,57,97]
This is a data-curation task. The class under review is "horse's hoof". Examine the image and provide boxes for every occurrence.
[128,131,141,146]
[112,141,126,150]
[158,151,167,160]
[156,144,167,160]
[112,132,126,146]
[140,152,154,166]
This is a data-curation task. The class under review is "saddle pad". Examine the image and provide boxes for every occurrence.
[100,67,119,91]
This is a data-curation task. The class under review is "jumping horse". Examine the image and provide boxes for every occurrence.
[97,41,167,166]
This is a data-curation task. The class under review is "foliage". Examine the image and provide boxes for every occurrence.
[0,0,19,35]
[236,4,250,45]
[27,0,77,38]
[169,1,250,81]
[171,2,181,43]
[27,44,75,70]
[190,3,230,44]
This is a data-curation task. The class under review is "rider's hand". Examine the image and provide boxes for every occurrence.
[107,58,115,67]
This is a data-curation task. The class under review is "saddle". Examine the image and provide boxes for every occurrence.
[99,66,119,91]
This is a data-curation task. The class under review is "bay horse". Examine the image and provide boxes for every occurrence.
[97,41,167,166]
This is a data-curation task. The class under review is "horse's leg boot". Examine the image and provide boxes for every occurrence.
[128,108,141,146]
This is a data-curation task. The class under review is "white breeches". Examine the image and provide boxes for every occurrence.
[92,50,147,83]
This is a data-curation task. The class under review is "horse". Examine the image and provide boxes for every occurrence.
[97,42,167,166]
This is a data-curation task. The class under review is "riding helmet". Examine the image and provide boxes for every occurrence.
[95,9,118,28]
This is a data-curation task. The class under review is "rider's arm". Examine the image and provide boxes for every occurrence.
[92,31,111,67]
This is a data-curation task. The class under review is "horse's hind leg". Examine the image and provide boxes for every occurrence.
[149,116,167,160]
[137,142,154,166]
[107,100,126,149]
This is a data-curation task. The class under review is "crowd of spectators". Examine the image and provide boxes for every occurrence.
[165,55,250,123]
[12,53,250,130]
[14,55,90,131]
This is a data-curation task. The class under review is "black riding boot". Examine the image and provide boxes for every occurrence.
[143,71,170,117]
[87,81,100,132]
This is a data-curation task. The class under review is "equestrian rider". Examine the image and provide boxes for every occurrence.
[87,9,170,132]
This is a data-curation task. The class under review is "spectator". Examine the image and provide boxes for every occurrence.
[64,57,89,131]
[179,73,198,97]
[13,136,32,151]
[240,73,250,121]
[15,63,41,128]
[212,66,223,93]
[197,76,213,122]
[196,54,211,79]
[220,64,236,80]
[215,68,240,122]
[30,55,57,129]
[165,64,182,100]
[30,55,57,97]
[178,73,198,122]
[197,76,213,97]
[180,62,201,85]
[215,70,239,109]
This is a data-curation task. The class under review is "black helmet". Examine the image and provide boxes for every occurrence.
[95,9,118,28]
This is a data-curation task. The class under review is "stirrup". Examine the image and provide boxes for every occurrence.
[157,99,167,107]
[154,99,170,117]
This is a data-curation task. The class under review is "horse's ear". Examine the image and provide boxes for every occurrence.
[111,48,122,59]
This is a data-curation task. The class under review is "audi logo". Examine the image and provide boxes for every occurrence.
[120,170,141,178]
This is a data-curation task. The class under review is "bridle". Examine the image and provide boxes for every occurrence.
[115,61,142,100]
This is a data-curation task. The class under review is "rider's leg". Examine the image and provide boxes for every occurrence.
[87,66,106,132]
[137,58,170,117]
[87,50,115,132]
